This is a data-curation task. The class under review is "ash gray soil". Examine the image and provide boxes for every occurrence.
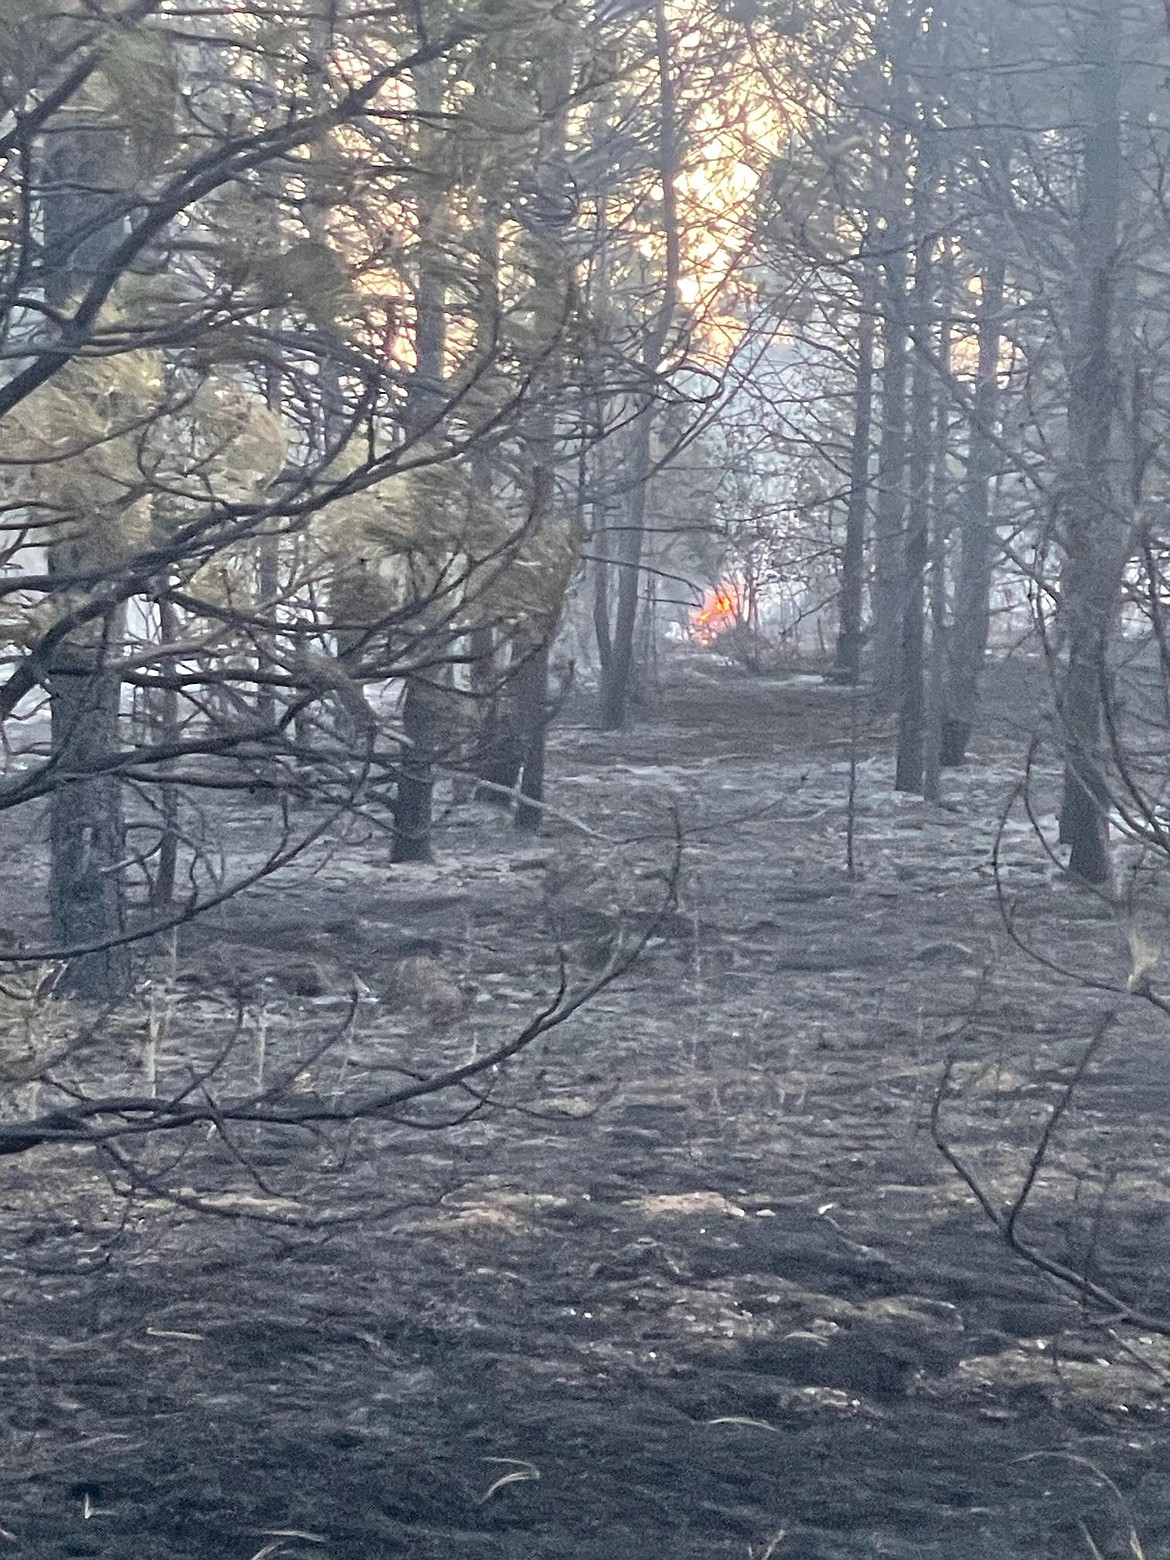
[4,657,1170,1560]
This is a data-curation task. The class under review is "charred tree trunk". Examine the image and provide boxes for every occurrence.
[598,0,678,730]
[942,257,1004,767]
[832,260,875,686]
[148,594,180,912]
[599,407,654,730]
[514,641,551,833]
[871,254,910,711]
[590,404,614,674]
[894,132,936,793]
[474,641,525,803]
[42,125,132,999]
[462,197,516,803]
[48,614,131,1000]
[509,39,576,831]
[466,628,500,802]
[893,374,933,788]
[513,449,557,834]
[1057,1,1125,886]
[923,266,953,804]
[592,551,612,674]
[869,47,913,713]
[391,58,447,864]
[392,677,442,863]
[464,439,507,801]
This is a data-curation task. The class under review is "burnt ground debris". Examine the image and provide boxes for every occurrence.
[3,659,1170,1558]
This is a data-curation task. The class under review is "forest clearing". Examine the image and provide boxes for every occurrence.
[2,659,1170,1559]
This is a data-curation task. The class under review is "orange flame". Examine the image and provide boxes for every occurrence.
[690,583,740,645]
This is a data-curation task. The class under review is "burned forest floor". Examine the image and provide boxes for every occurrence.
[5,655,1170,1559]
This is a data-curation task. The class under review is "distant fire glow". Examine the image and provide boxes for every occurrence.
[690,583,741,645]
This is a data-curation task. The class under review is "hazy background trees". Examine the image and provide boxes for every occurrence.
[673,0,1170,887]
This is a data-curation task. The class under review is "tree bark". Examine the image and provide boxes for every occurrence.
[392,676,442,862]
[599,406,654,729]
[148,593,180,912]
[831,260,875,686]
[598,0,679,730]
[894,128,936,793]
[1057,0,1125,886]
[48,613,131,1000]
[473,640,525,803]
[42,126,132,998]
[941,257,1004,766]
[391,57,447,864]
[514,642,551,833]
[870,250,910,710]
[869,26,913,714]
[513,448,557,834]
[923,264,953,804]
[589,391,614,674]
[510,40,575,830]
